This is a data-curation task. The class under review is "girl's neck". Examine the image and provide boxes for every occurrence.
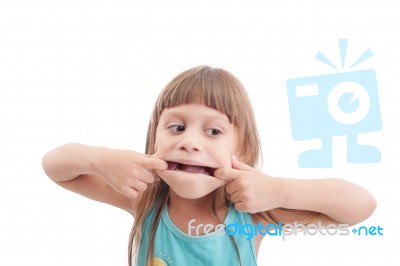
[168,189,213,211]
[167,189,227,224]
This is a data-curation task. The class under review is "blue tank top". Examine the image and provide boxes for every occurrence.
[136,203,258,266]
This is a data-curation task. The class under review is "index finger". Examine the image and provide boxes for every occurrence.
[213,168,239,180]
[141,157,168,170]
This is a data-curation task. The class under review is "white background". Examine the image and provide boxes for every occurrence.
[1,0,399,265]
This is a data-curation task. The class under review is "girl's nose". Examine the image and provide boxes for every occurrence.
[178,134,202,152]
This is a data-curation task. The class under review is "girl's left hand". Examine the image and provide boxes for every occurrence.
[214,155,281,213]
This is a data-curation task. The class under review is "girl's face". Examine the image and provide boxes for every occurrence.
[154,103,237,199]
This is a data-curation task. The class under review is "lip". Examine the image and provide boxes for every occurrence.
[163,158,220,177]
[164,158,220,169]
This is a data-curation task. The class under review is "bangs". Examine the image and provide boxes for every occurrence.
[155,66,242,124]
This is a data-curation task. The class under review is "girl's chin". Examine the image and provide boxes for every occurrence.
[155,170,225,199]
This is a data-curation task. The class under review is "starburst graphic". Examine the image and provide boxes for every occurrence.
[315,39,373,70]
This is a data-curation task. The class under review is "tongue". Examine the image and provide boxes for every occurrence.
[181,164,208,174]
[167,162,180,170]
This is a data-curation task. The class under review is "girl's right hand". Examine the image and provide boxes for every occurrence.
[94,148,168,199]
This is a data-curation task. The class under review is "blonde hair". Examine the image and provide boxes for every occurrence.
[128,65,277,265]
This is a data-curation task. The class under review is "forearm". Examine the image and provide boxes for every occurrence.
[276,177,377,225]
[42,143,103,182]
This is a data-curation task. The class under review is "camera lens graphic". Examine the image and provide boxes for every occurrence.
[327,81,371,125]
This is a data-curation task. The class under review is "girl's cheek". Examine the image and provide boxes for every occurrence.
[221,152,233,168]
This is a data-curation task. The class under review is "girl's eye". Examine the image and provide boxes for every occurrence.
[205,128,222,136]
[168,125,185,133]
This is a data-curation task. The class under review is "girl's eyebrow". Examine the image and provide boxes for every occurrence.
[163,110,230,124]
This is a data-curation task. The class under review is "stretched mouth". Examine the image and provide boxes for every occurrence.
[166,161,216,177]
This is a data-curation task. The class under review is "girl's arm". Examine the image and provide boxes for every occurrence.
[215,155,376,226]
[42,143,167,216]
[271,177,377,226]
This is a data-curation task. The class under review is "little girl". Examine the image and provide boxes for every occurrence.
[42,66,376,266]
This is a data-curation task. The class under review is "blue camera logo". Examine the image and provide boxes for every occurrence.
[286,40,382,168]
